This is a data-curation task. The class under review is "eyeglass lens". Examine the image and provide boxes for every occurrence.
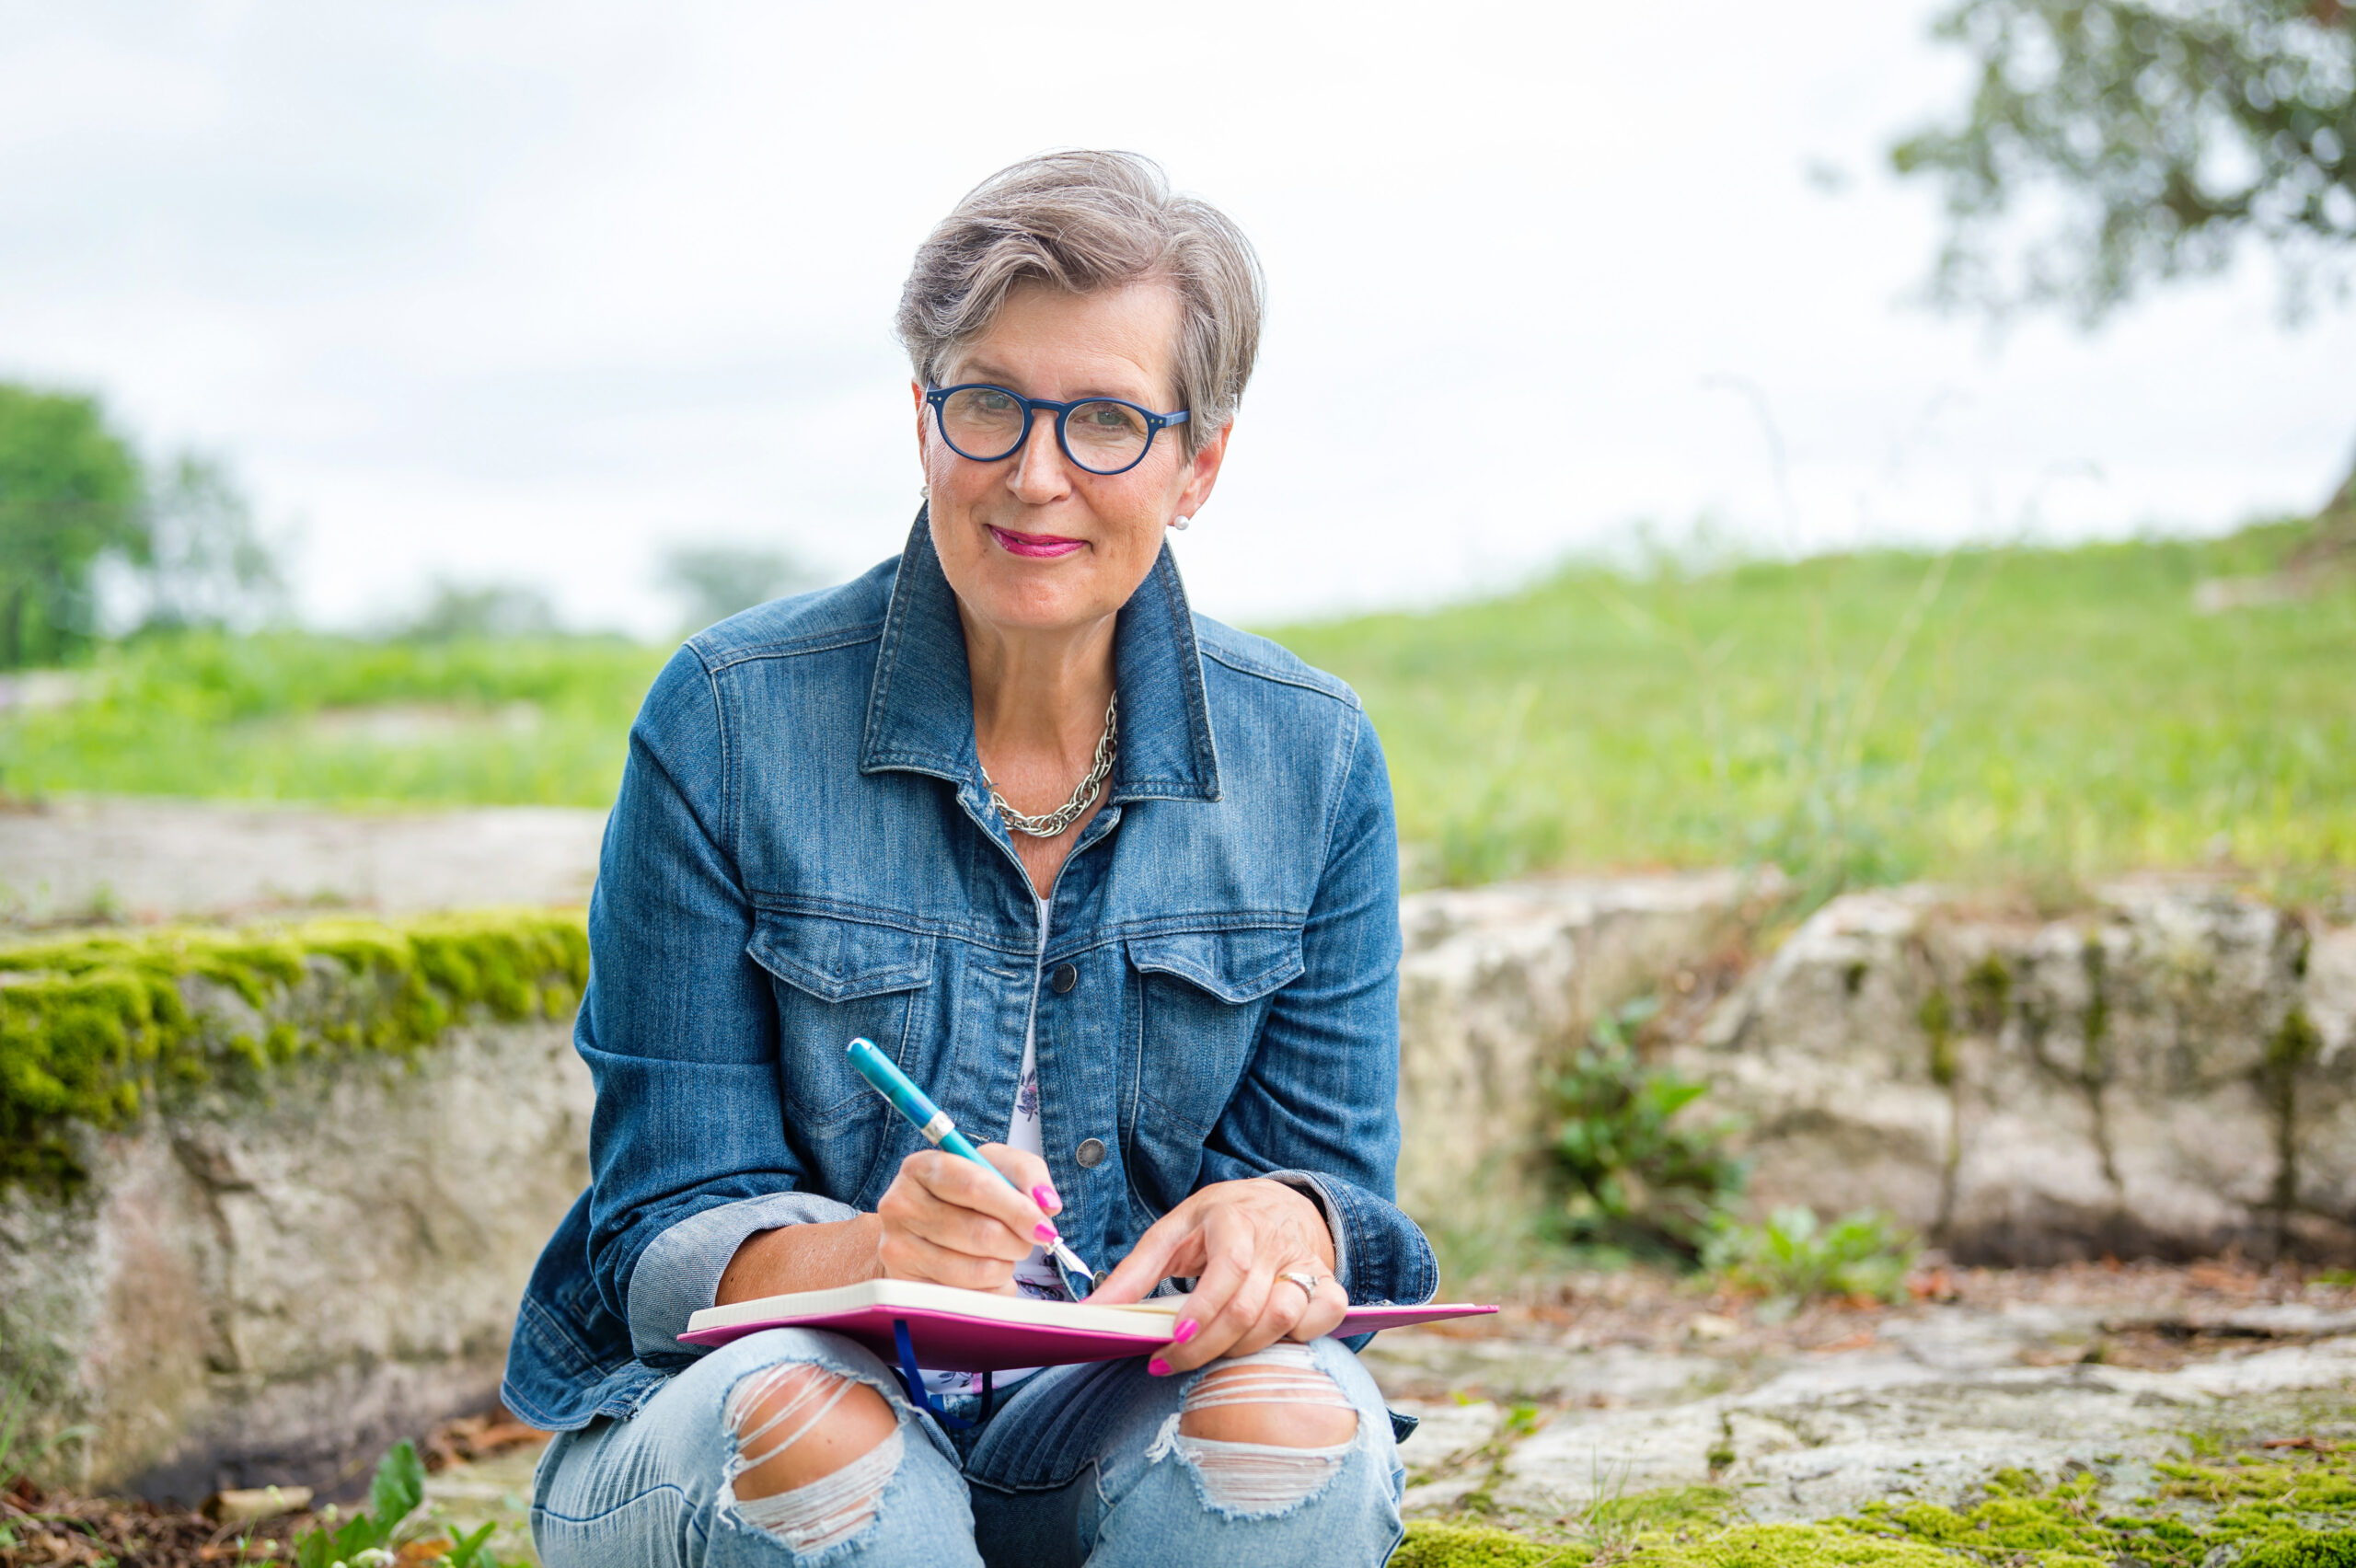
[937,387,1155,474]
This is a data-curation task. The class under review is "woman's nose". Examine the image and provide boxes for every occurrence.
[1007,411,1071,502]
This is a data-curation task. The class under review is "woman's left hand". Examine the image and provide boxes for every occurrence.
[1090,1178,1349,1374]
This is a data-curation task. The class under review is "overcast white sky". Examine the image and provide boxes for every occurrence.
[3,0,2351,638]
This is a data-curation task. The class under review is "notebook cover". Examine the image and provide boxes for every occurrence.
[676,1299,1496,1372]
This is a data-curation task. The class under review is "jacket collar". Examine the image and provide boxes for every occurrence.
[859,509,1222,804]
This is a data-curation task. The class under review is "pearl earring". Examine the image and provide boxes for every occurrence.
[1169,514,1190,531]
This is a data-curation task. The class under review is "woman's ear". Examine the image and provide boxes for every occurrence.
[1172,420,1231,525]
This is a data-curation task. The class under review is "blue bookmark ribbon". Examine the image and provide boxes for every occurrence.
[890,1318,991,1431]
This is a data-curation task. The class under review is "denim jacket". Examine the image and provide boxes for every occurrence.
[501,514,1438,1432]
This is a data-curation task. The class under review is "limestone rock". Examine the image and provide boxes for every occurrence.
[1373,1305,2356,1524]
[1679,882,2356,1263]
[0,1013,592,1498]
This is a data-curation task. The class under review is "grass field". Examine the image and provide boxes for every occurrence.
[3,522,2350,897]
[1277,520,2356,897]
[0,632,666,808]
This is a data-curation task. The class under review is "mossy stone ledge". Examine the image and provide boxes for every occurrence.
[0,907,595,1497]
[0,909,589,1190]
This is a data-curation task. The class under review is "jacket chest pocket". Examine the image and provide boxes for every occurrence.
[747,914,936,1131]
[1125,928,1304,1139]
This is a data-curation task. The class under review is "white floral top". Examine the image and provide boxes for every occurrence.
[922,899,1071,1397]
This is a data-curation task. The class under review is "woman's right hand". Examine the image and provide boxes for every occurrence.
[872,1142,1062,1292]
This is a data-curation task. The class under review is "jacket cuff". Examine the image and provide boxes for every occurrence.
[1263,1170,1355,1298]
[1265,1169,1438,1309]
[626,1190,860,1358]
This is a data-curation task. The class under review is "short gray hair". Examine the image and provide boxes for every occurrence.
[895,151,1265,452]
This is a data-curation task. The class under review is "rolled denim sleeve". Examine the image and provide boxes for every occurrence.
[1197,707,1439,1309]
[624,1191,856,1358]
[579,646,847,1358]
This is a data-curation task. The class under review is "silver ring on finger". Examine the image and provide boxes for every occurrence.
[1277,1270,1322,1304]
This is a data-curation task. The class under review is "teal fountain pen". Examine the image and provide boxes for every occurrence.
[844,1037,1095,1284]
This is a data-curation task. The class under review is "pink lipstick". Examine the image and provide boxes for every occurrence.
[989,525,1086,559]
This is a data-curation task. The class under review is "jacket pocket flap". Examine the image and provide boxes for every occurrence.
[1126,928,1303,1004]
[747,915,934,1002]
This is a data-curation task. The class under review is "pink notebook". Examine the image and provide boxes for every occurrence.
[681,1279,1495,1373]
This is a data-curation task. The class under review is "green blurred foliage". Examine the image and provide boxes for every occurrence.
[139,454,287,634]
[0,386,145,668]
[0,385,287,663]
[1895,0,2355,323]
[393,579,561,642]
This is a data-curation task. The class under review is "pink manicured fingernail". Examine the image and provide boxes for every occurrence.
[1172,1320,1199,1344]
[1149,1357,1172,1377]
[1033,1183,1062,1215]
[1035,1223,1060,1242]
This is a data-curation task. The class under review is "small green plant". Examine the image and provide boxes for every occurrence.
[1703,1205,1917,1305]
[294,1439,423,1568]
[1549,998,1747,1259]
[293,1440,506,1568]
[0,1375,90,1493]
[1454,1402,1549,1519]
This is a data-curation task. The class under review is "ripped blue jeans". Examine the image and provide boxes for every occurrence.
[530,1329,1404,1568]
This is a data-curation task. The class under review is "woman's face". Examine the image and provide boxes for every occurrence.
[917,279,1227,642]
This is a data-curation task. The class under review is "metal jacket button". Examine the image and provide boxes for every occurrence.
[1050,963,1078,994]
[1075,1136,1107,1168]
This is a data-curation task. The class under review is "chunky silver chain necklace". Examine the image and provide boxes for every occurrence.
[981,692,1118,839]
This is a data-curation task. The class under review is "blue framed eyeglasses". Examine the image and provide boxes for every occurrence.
[925,384,1188,477]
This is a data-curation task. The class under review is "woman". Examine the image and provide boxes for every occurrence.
[503,150,1437,1568]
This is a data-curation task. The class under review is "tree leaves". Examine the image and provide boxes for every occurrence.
[1894,0,2356,322]
[0,386,144,667]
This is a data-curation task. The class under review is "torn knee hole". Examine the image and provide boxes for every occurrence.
[722,1364,903,1552]
[1155,1344,1363,1516]
[1177,1343,1358,1447]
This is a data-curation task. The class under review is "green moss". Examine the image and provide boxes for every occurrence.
[2239,1532,2356,1568]
[2079,937,2109,1080]
[1392,1521,1584,1567]
[1592,1487,1738,1538]
[1961,955,2009,1034]
[1391,1443,2356,1568]
[0,909,588,1190]
[1918,988,1957,1087]
[1653,1525,1968,1568]
[1390,1519,1963,1568]
[2268,1007,2324,1078]
[1705,1415,1738,1478]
